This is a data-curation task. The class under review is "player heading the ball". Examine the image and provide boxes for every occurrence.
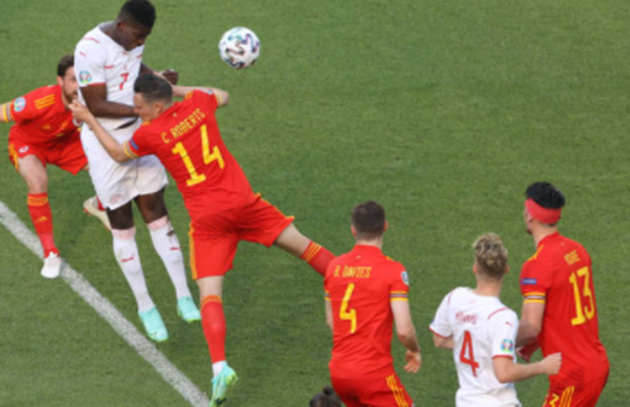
[69,73,335,407]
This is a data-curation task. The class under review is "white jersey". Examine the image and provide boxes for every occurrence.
[430,287,521,407]
[74,24,144,132]
[73,24,167,210]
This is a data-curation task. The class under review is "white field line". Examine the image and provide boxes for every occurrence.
[0,201,210,407]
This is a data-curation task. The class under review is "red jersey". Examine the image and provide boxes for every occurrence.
[5,85,79,148]
[325,245,410,379]
[126,90,255,216]
[520,232,609,387]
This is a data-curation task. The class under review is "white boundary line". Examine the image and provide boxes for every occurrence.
[0,201,210,407]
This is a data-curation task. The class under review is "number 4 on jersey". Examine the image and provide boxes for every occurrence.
[459,330,480,377]
[172,124,225,187]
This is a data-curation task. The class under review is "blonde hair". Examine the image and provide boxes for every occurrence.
[472,233,508,280]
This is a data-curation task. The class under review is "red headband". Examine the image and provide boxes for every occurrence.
[525,199,562,224]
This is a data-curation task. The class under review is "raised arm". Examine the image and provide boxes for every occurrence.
[172,85,230,108]
[69,100,131,163]
[391,300,422,373]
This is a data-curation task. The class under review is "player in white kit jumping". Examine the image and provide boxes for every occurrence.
[74,0,199,342]
[429,233,561,406]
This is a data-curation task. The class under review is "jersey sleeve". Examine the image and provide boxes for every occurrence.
[489,309,518,359]
[389,263,409,302]
[429,290,454,338]
[188,90,220,113]
[124,125,153,159]
[75,39,107,87]
[9,88,54,123]
[519,259,551,305]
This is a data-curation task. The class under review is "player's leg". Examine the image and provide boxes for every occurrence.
[191,226,239,406]
[199,277,238,407]
[236,194,334,276]
[108,203,167,342]
[80,125,165,340]
[135,189,200,322]
[273,223,335,276]
[14,152,62,278]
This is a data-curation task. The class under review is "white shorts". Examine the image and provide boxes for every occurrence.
[81,120,168,210]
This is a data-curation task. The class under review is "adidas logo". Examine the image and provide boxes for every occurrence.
[35,216,48,223]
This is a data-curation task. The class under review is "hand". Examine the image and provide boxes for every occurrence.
[541,352,562,375]
[69,100,94,123]
[404,350,422,373]
[161,69,179,85]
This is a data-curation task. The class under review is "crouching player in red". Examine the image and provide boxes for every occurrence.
[324,201,421,407]
[517,182,609,406]
[69,74,334,407]
[1,55,109,279]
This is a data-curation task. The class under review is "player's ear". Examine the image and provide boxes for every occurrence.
[384,221,388,232]
[56,76,63,87]
[351,225,357,238]
[472,264,478,274]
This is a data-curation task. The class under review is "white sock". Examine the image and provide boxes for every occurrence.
[112,227,155,313]
[212,361,227,377]
[148,217,192,300]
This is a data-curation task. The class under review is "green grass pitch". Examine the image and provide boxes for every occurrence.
[0,0,628,405]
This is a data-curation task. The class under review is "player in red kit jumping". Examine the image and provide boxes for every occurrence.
[517,182,609,406]
[0,55,109,279]
[69,74,334,407]
[325,201,421,407]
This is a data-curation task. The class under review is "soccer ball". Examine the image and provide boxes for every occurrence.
[219,27,261,69]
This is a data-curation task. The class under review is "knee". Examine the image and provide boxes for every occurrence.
[26,176,47,194]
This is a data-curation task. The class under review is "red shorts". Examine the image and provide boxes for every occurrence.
[332,373,414,407]
[189,194,294,279]
[543,373,609,407]
[8,133,87,175]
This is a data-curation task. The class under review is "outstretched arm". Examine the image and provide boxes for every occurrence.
[172,85,230,108]
[69,100,132,163]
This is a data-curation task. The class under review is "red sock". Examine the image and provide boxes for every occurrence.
[96,197,106,211]
[201,295,227,363]
[27,193,57,257]
[300,241,334,276]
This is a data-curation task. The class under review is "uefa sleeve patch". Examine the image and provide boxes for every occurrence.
[79,71,92,85]
[500,339,515,353]
[13,97,26,112]
[401,271,409,286]
[202,89,215,96]
[520,278,537,285]
[130,139,139,150]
